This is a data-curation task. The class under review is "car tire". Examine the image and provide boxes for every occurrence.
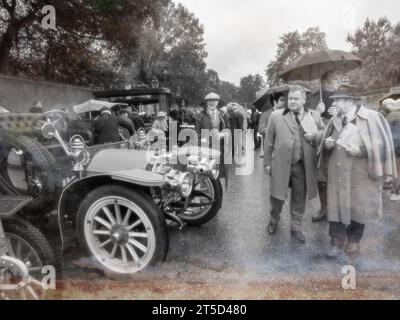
[76,185,169,278]
[179,177,223,227]
[3,216,62,299]
[0,133,62,213]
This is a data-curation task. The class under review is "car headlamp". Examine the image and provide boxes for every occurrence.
[166,170,193,198]
[187,156,219,179]
[178,172,193,198]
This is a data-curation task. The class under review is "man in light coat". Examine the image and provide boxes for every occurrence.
[264,86,325,243]
[318,87,397,258]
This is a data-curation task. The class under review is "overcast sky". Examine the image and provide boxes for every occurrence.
[177,0,400,85]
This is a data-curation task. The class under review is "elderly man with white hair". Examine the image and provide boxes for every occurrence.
[380,98,397,118]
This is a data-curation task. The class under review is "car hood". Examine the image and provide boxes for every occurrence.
[87,149,154,173]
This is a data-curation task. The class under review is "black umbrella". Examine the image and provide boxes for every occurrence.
[279,49,362,102]
[252,85,311,111]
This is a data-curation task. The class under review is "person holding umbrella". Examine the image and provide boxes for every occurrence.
[318,86,397,258]
[264,86,325,243]
[308,70,343,223]
[280,50,363,225]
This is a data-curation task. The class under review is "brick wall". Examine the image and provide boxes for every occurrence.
[0,75,93,113]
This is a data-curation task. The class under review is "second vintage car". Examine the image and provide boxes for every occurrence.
[0,109,224,276]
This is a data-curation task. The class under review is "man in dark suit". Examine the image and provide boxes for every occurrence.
[94,107,121,144]
[250,107,261,149]
[264,86,325,243]
[306,71,341,223]
[259,94,286,157]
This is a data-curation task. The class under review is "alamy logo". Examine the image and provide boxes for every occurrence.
[341,265,356,290]
[41,5,56,30]
[41,265,56,290]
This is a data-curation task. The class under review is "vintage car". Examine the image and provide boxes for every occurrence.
[0,110,223,276]
[93,87,197,131]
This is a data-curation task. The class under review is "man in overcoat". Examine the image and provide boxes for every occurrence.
[264,86,325,243]
[318,87,397,258]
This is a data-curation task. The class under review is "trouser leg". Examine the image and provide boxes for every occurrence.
[318,181,328,215]
[253,128,259,149]
[289,162,307,232]
[393,177,400,195]
[346,221,365,244]
[260,134,264,156]
[270,196,284,224]
[329,222,347,243]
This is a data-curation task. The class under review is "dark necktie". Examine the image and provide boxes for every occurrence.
[342,116,348,128]
[294,112,301,127]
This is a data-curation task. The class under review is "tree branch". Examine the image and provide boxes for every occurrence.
[1,0,11,11]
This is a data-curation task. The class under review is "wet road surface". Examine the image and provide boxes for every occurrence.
[58,150,400,299]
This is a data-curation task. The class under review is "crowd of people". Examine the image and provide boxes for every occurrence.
[1,73,399,261]
[197,69,399,260]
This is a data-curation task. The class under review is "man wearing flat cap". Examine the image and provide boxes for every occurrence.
[318,86,397,258]
[195,92,230,178]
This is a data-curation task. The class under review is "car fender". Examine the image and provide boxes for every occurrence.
[56,171,166,252]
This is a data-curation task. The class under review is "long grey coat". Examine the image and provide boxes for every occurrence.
[318,107,397,225]
[264,108,325,201]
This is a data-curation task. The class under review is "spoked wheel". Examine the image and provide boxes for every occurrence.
[6,233,44,278]
[2,217,59,300]
[77,185,168,277]
[0,256,45,300]
[178,177,223,226]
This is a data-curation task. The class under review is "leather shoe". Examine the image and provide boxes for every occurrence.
[290,230,306,244]
[344,242,360,256]
[267,221,278,235]
[312,210,327,223]
[326,246,344,259]
[326,238,345,259]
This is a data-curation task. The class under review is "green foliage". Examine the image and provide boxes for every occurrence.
[347,17,400,90]
[203,69,239,104]
[0,0,167,88]
[126,2,208,105]
[265,27,328,87]
[237,74,265,105]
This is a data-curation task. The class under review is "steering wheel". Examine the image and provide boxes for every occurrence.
[32,109,68,132]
